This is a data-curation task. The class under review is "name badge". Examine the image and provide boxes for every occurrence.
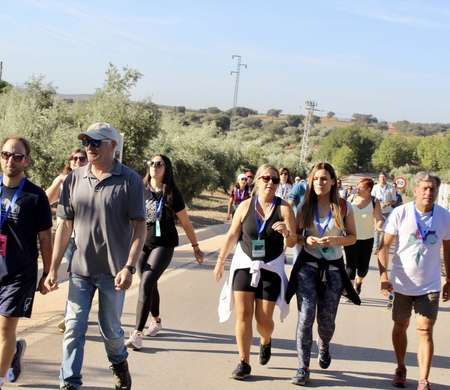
[0,234,7,256]
[318,244,334,260]
[252,239,265,258]
[155,220,161,237]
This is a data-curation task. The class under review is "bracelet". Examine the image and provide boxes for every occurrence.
[217,256,226,265]
[192,243,199,247]
[446,277,450,283]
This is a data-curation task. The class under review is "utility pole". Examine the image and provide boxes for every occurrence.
[230,55,247,130]
[300,100,317,164]
[0,61,3,83]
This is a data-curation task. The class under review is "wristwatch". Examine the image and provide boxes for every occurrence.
[123,265,136,274]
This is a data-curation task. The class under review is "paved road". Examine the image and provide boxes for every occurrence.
[10,224,450,389]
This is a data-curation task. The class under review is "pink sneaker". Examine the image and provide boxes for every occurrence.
[144,320,162,337]
[125,332,143,350]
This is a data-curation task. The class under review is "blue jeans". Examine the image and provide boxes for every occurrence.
[60,273,128,389]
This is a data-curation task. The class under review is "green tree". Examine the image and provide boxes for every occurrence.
[0,80,11,93]
[286,115,304,127]
[326,111,335,119]
[372,135,419,172]
[417,136,442,171]
[332,144,357,174]
[351,113,378,125]
[266,109,282,118]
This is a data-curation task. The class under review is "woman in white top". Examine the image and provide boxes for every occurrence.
[275,166,293,200]
[344,177,384,295]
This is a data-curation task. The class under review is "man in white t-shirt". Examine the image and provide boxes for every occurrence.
[372,172,397,253]
[378,172,450,390]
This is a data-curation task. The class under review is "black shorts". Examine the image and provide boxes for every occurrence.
[0,273,37,318]
[232,268,281,302]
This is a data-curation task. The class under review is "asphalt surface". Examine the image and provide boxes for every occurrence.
[9,223,450,390]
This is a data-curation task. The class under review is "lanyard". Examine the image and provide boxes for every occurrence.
[414,202,434,244]
[315,205,332,237]
[280,184,287,197]
[237,188,246,202]
[0,176,26,231]
[148,186,164,220]
[254,196,276,239]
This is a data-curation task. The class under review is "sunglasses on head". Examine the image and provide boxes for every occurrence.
[260,176,280,185]
[1,151,28,162]
[71,156,87,163]
[149,161,165,168]
[82,139,111,148]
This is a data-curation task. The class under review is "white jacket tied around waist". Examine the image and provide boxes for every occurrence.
[218,242,289,323]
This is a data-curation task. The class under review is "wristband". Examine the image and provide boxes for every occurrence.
[192,243,199,247]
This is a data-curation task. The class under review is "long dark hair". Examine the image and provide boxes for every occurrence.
[299,162,345,230]
[143,154,177,209]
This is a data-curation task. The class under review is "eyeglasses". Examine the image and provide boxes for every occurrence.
[1,151,28,162]
[82,139,111,148]
[149,161,165,168]
[246,176,253,179]
[357,186,367,191]
[280,172,288,176]
[71,156,87,163]
[260,176,280,184]
[386,293,394,311]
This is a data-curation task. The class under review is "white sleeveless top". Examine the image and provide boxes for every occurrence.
[350,198,375,240]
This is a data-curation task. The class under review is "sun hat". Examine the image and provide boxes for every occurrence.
[78,122,119,143]
[238,173,247,180]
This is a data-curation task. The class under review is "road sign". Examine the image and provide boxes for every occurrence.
[394,176,407,190]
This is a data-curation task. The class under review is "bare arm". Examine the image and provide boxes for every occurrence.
[373,199,384,231]
[114,219,147,291]
[45,219,73,292]
[271,200,297,248]
[378,231,396,296]
[442,239,450,302]
[45,175,65,205]
[176,208,204,264]
[37,228,53,295]
[214,199,249,281]
[227,196,233,220]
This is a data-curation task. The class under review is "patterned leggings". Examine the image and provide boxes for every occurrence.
[295,263,343,369]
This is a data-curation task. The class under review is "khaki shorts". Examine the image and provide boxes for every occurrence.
[392,291,440,322]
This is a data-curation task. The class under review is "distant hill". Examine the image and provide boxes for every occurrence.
[57,93,92,101]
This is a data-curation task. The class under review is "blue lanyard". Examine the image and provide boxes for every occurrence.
[280,184,287,197]
[254,196,276,239]
[0,176,26,231]
[237,188,246,201]
[414,202,434,244]
[315,205,332,237]
[148,186,164,220]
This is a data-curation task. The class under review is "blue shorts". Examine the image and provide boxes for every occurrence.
[0,273,37,318]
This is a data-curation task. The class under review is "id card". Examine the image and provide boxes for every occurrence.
[252,239,265,258]
[318,244,334,260]
[0,234,7,256]
[155,220,161,237]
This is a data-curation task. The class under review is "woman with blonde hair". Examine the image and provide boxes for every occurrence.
[214,163,297,380]
[286,162,359,386]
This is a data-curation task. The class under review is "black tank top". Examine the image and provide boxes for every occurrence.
[240,196,284,262]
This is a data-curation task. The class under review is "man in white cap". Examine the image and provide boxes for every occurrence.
[46,123,147,390]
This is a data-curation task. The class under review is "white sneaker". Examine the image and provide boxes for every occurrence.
[144,320,162,337]
[125,332,143,350]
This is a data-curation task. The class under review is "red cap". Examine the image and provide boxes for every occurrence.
[245,171,253,177]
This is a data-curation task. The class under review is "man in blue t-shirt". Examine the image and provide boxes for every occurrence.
[288,180,307,264]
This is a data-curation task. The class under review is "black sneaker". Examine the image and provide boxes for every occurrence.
[7,338,27,382]
[318,346,331,369]
[60,383,77,390]
[231,359,251,380]
[291,367,310,386]
[355,282,362,295]
[259,340,271,365]
[109,360,132,390]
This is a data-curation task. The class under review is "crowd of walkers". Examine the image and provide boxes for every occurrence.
[0,123,448,390]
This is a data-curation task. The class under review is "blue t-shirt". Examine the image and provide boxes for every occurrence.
[288,182,307,214]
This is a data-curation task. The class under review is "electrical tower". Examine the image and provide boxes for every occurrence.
[300,100,317,164]
[0,62,3,83]
[230,55,247,130]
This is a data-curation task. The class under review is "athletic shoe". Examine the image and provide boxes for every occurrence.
[144,319,162,337]
[231,360,251,380]
[7,338,27,382]
[125,332,143,350]
[60,383,77,390]
[291,367,310,386]
[355,282,362,295]
[259,340,271,365]
[417,379,431,390]
[110,360,132,390]
[372,249,378,255]
[393,365,407,388]
[318,346,331,369]
[58,319,66,333]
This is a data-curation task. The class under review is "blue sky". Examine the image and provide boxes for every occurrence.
[1,0,450,123]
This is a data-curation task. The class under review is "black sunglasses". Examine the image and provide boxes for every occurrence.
[149,161,165,168]
[260,176,280,184]
[71,156,87,163]
[1,151,28,162]
[82,139,111,148]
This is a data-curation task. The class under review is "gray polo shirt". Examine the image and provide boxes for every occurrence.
[57,159,146,276]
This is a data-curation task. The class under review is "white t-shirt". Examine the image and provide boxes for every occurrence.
[372,183,396,214]
[384,202,450,296]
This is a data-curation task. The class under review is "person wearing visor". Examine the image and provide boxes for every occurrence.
[45,123,147,390]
